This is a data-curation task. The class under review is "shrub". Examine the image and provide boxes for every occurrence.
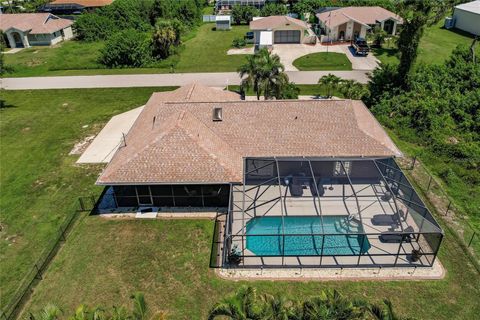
[151,21,178,59]
[231,4,260,25]
[232,37,246,48]
[100,30,151,68]
[260,3,288,17]
[74,13,116,41]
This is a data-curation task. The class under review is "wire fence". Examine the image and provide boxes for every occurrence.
[397,157,479,269]
[0,195,97,320]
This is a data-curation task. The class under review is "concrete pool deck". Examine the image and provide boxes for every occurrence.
[217,258,445,281]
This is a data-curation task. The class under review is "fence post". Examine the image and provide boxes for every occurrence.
[445,201,452,215]
[426,176,433,192]
[411,156,417,170]
[468,232,476,247]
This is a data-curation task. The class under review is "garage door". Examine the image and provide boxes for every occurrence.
[274,30,301,44]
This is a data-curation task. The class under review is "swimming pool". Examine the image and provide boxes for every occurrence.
[246,216,371,256]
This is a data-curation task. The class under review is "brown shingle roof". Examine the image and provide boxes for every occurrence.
[50,0,113,7]
[0,13,73,34]
[97,85,401,185]
[316,7,403,28]
[250,15,309,30]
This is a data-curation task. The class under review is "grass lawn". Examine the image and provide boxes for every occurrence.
[373,21,478,65]
[0,87,177,309]
[3,24,250,77]
[292,52,352,71]
[22,216,480,320]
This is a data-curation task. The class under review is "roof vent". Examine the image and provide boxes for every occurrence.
[212,107,223,121]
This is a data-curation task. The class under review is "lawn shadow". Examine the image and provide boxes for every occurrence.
[0,101,17,109]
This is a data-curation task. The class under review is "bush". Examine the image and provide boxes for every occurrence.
[100,30,151,68]
[74,13,116,41]
[276,82,300,99]
[232,37,246,48]
[260,3,288,17]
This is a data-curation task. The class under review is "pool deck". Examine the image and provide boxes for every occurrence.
[228,182,439,268]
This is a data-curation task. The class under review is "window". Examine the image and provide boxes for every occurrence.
[333,161,352,176]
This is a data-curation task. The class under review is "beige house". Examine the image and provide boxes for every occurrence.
[452,1,480,36]
[316,7,403,42]
[0,13,74,48]
[249,16,315,49]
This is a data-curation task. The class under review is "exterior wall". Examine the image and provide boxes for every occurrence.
[216,20,231,30]
[5,29,29,48]
[253,24,306,44]
[62,26,74,40]
[453,9,480,35]
[28,33,55,46]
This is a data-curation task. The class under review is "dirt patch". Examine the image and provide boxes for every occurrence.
[69,135,96,155]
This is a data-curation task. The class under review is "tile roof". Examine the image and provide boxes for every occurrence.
[250,15,309,30]
[50,0,113,7]
[316,6,403,28]
[0,13,73,34]
[97,84,402,185]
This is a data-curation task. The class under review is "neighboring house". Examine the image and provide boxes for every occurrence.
[216,0,269,12]
[316,6,403,42]
[216,15,232,30]
[0,13,74,48]
[249,15,315,48]
[452,0,480,36]
[39,0,113,15]
[95,83,443,269]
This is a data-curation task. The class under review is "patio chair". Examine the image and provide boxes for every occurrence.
[310,180,325,197]
[371,211,402,226]
[289,177,304,197]
[379,226,415,243]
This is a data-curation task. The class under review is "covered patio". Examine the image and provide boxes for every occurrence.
[223,157,443,268]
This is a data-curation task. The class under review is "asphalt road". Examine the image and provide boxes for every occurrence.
[1,71,370,90]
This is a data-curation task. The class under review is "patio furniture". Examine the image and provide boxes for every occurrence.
[382,191,392,201]
[371,211,401,226]
[379,226,415,243]
[310,180,325,196]
[289,177,304,197]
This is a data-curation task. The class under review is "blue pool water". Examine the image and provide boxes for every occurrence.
[246,216,371,256]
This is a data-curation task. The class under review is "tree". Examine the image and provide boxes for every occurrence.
[339,79,370,100]
[238,48,289,100]
[372,26,388,48]
[231,5,260,25]
[317,73,342,98]
[100,30,150,68]
[208,286,262,320]
[396,0,451,88]
[151,20,178,59]
[260,3,288,17]
[301,290,367,320]
[369,299,413,320]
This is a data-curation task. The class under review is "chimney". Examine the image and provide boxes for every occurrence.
[212,107,223,121]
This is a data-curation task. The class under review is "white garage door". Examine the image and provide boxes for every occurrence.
[274,30,301,44]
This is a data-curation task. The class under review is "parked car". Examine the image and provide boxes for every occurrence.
[244,31,254,43]
[352,37,369,56]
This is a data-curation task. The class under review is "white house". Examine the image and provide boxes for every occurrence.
[453,1,480,36]
[316,6,403,42]
[0,13,74,48]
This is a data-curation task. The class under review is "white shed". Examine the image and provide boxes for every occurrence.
[216,15,231,30]
[453,1,480,36]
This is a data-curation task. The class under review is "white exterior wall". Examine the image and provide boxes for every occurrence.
[345,21,354,40]
[360,25,367,38]
[453,8,480,35]
[5,29,29,48]
[63,26,74,40]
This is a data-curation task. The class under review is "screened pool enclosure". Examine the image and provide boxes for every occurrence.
[222,158,443,268]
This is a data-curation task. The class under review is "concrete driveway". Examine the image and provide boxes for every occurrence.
[339,45,380,70]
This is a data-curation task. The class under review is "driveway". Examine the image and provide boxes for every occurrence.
[339,45,380,70]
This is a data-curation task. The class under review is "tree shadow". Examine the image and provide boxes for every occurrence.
[0,100,17,109]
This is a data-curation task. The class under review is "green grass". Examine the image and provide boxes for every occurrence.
[292,52,352,71]
[22,217,480,320]
[3,24,250,77]
[0,87,177,309]
[373,21,478,65]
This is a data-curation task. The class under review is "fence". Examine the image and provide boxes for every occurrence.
[203,15,216,22]
[0,196,97,320]
[397,157,479,269]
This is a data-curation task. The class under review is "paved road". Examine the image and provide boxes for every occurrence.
[1,71,369,90]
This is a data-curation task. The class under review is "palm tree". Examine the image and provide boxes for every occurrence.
[369,299,415,320]
[339,79,370,100]
[208,286,262,320]
[317,74,342,98]
[260,294,295,320]
[302,289,366,320]
[29,304,62,320]
[69,305,105,320]
[238,49,289,100]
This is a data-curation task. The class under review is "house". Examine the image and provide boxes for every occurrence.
[216,15,231,30]
[452,0,480,36]
[95,84,443,268]
[39,0,114,15]
[316,6,403,42]
[0,13,73,48]
[249,15,315,48]
[216,0,269,12]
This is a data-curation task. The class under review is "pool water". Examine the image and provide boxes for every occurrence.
[246,216,371,256]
